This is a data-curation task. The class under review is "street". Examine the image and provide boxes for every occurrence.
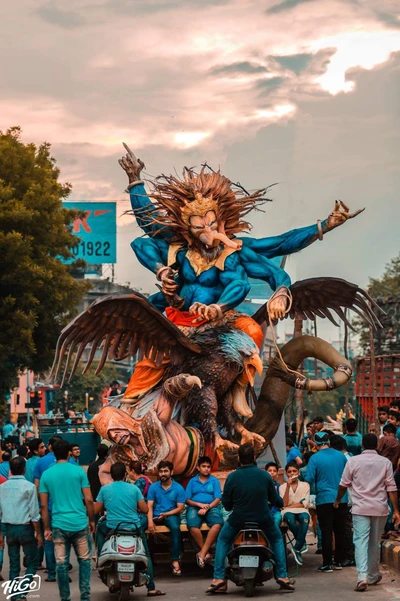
[2,536,400,601]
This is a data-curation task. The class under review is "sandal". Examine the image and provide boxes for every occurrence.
[171,563,182,576]
[355,581,368,592]
[205,582,227,595]
[369,574,382,586]
[147,590,166,597]
[196,554,206,568]
[276,578,296,591]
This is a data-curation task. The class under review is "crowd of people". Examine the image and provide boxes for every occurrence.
[0,408,399,599]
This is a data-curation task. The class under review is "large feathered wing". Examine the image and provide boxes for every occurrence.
[50,292,202,386]
[252,277,383,329]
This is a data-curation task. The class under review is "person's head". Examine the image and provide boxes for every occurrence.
[129,460,143,476]
[378,405,390,425]
[345,418,358,434]
[313,416,324,432]
[330,435,346,452]
[362,433,378,450]
[286,438,295,450]
[387,410,399,427]
[285,461,300,480]
[157,460,174,482]
[53,438,71,461]
[197,456,212,476]
[10,456,26,476]
[28,438,45,458]
[63,412,69,420]
[291,422,296,433]
[2,452,11,463]
[368,424,378,435]
[238,443,255,466]
[383,423,397,438]
[306,423,314,436]
[70,443,80,459]
[17,445,28,458]
[314,431,330,447]
[265,461,278,480]
[110,380,120,390]
[48,435,62,452]
[97,443,109,459]
[110,461,126,482]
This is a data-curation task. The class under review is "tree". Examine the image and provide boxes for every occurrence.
[53,362,125,414]
[0,127,90,412]
[355,253,400,355]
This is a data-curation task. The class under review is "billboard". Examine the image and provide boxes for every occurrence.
[63,202,116,264]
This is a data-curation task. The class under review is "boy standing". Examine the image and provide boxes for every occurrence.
[186,456,224,567]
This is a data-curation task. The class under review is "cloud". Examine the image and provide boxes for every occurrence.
[36,3,86,28]
[210,61,268,76]
[271,54,313,74]
[267,0,315,15]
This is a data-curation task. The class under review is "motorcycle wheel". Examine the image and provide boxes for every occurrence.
[244,579,255,597]
[118,583,131,601]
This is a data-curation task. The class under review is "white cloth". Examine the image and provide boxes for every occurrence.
[279,481,310,516]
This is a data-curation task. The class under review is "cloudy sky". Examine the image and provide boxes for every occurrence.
[2,0,399,340]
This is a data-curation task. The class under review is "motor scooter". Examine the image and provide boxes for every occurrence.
[225,522,275,597]
[97,519,150,601]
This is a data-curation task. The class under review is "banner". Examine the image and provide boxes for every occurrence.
[63,201,116,264]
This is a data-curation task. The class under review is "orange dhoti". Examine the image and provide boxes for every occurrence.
[123,309,263,400]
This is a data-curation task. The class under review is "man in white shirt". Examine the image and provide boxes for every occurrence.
[334,433,400,592]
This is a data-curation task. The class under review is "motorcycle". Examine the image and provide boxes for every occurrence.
[97,519,150,601]
[225,522,275,597]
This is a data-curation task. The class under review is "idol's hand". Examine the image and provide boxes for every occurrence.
[118,142,145,184]
[326,200,364,230]
[189,303,223,324]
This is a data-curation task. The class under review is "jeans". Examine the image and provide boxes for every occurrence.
[353,515,387,583]
[0,523,7,572]
[53,527,91,601]
[284,512,310,551]
[271,511,282,529]
[213,518,287,580]
[5,524,39,593]
[96,519,156,591]
[317,503,348,566]
[44,512,56,579]
[155,515,182,561]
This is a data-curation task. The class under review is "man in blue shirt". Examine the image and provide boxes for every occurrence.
[343,418,363,456]
[95,461,164,597]
[68,443,80,465]
[0,452,10,479]
[0,456,42,591]
[286,438,303,466]
[186,456,224,567]
[306,431,350,572]
[148,460,187,576]
[33,435,62,582]
[25,439,46,483]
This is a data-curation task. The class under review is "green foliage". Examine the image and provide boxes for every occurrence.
[355,253,400,355]
[53,362,125,413]
[0,127,91,408]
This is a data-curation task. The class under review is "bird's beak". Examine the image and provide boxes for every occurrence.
[244,353,263,387]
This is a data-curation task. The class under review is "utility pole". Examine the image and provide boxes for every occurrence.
[293,318,304,439]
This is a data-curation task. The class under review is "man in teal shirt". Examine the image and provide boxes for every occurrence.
[306,431,350,572]
[343,418,363,456]
[95,462,164,597]
[25,438,46,483]
[39,439,94,601]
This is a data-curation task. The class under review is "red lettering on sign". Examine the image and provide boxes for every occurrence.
[94,210,112,217]
[73,211,92,233]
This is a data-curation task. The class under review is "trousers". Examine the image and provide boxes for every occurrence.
[317,503,349,566]
[53,527,91,601]
[353,515,386,583]
[284,512,310,551]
